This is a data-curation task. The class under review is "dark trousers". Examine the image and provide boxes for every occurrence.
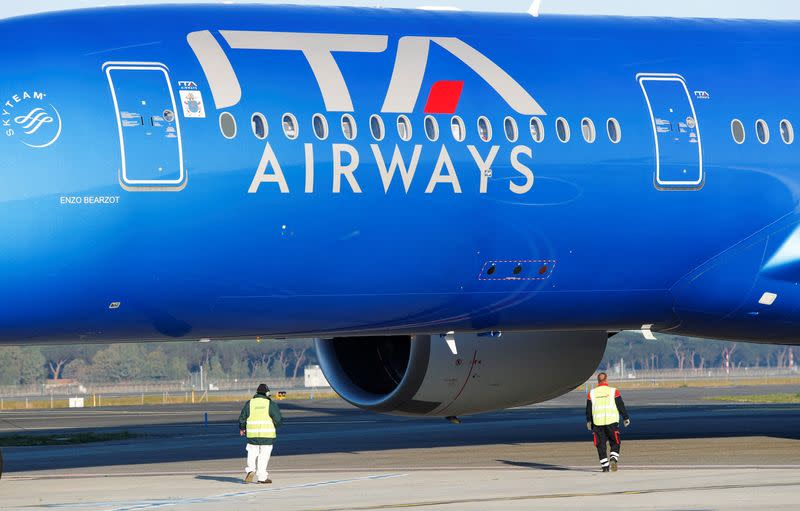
[593,423,621,467]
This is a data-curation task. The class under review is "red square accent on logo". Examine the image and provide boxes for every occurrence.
[424,81,464,114]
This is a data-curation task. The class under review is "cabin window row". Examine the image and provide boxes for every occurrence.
[731,119,795,145]
[220,112,624,145]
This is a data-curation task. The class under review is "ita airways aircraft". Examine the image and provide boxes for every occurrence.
[0,3,799,418]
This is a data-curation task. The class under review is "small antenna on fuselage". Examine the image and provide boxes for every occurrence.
[528,0,541,17]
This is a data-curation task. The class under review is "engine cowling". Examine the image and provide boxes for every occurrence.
[315,331,607,416]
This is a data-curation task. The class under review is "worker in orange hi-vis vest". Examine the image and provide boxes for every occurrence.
[586,372,630,472]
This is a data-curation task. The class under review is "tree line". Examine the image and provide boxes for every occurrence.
[0,339,316,385]
[602,332,797,372]
[0,333,797,386]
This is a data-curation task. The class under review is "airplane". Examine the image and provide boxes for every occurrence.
[1,2,799,426]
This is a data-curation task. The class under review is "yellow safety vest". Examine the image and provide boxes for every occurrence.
[590,386,620,426]
[246,398,276,439]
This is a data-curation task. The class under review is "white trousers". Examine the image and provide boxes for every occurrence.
[245,443,274,482]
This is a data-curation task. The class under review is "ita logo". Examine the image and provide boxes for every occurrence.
[2,90,62,148]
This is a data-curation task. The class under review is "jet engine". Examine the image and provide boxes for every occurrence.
[315,331,607,416]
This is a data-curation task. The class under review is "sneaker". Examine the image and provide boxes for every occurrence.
[610,459,618,472]
[259,479,272,484]
[244,472,255,484]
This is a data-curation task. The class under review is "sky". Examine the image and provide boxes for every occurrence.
[3,0,800,19]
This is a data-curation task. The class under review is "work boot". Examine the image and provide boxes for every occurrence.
[610,459,618,472]
[244,472,255,484]
[259,479,272,484]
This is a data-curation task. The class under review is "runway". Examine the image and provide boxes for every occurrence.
[2,385,800,510]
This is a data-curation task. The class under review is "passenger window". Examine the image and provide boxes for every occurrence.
[607,118,621,144]
[424,115,439,141]
[780,119,794,145]
[478,116,492,142]
[530,117,544,143]
[504,117,519,142]
[581,118,596,143]
[342,114,357,141]
[451,116,466,142]
[282,113,298,140]
[251,113,267,140]
[370,115,385,141]
[220,112,237,139]
[397,115,412,141]
[556,117,570,143]
[756,119,769,144]
[731,119,745,144]
[313,113,328,140]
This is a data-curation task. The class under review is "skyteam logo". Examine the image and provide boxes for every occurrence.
[2,90,62,149]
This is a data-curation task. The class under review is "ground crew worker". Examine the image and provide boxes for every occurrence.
[239,383,283,484]
[586,372,630,472]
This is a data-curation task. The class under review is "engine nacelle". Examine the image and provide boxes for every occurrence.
[315,331,607,416]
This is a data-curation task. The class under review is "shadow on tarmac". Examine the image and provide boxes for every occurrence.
[196,475,245,484]
[497,459,593,472]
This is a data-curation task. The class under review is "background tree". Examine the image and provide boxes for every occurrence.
[89,345,144,382]
[62,359,89,381]
[291,347,308,379]
[601,334,795,372]
[721,343,738,373]
[40,345,98,380]
[0,347,46,385]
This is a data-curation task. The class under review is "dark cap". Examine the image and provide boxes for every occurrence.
[256,383,270,395]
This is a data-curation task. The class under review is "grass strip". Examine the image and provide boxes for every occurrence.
[703,393,800,404]
[0,390,340,410]
[613,377,800,390]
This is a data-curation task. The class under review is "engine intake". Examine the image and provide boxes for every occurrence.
[315,331,607,416]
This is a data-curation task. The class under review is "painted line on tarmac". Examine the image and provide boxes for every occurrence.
[0,422,382,434]
[0,416,377,423]
[0,411,238,419]
[36,473,408,511]
[8,465,800,481]
[303,480,800,510]
[614,464,800,469]
[289,420,384,424]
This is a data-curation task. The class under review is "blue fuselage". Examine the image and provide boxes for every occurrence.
[1,5,799,343]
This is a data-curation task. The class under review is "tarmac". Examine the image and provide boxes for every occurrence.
[1,385,800,510]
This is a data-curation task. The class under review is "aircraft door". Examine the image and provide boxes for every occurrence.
[105,63,186,190]
[638,74,703,189]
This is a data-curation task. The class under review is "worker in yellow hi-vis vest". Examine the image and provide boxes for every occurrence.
[586,373,630,472]
[239,383,283,484]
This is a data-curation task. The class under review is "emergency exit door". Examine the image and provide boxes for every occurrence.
[105,63,185,189]
[638,74,703,189]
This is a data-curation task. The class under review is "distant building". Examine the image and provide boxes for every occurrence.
[44,378,78,389]
[304,365,330,388]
